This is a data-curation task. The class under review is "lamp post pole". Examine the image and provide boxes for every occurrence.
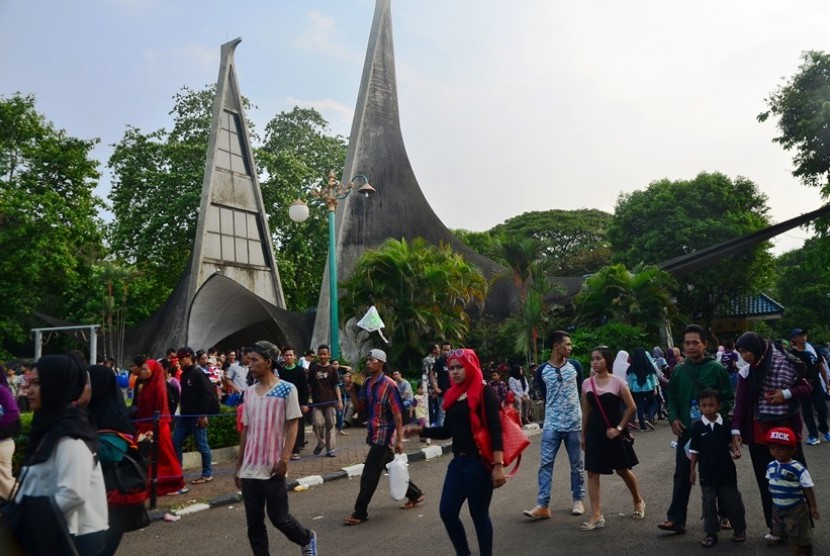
[288,171,375,359]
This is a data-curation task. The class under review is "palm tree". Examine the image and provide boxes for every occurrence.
[340,238,487,369]
[575,264,676,333]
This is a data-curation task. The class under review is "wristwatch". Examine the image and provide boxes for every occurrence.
[616,425,623,432]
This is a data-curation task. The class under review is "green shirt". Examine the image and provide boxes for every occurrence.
[667,356,733,435]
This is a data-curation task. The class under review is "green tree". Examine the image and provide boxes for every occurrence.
[574,264,676,334]
[608,172,774,328]
[0,93,104,352]
[490,209,613,275]
[256,107,347,311]
[758,51,830,196]
[108,86,219,303]
[774,238,830,342]
[339,237,487,370]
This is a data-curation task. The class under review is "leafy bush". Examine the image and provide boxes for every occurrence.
[181,404,240,452]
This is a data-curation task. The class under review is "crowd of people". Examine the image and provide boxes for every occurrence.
[1,323,827,555]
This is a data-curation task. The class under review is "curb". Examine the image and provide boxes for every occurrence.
[152,424,541,522]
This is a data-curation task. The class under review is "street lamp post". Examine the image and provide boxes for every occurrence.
[288,170,375,359]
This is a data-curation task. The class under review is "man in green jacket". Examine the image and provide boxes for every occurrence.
[658,324,733,534]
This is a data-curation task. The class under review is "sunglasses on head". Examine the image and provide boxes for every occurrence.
[447,348,465,358]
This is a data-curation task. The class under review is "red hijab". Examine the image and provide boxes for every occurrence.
[442,348,485,434]
[137,359,170,423]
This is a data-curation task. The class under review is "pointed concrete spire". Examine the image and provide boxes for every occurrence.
[184,38,286,347]
[312,0,514,357]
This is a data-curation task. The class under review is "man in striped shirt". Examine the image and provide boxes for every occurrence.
[234,341,317,556]
[344,349,424,525]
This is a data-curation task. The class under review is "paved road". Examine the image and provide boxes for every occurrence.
[118,422,828,555]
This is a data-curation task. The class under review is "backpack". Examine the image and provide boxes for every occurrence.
[166,381,180,416]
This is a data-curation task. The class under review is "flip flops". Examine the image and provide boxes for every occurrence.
[343,515,368,526]
[191,476,214,485]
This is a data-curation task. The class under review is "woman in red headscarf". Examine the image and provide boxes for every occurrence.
[135,359,186,496]
[404,348,505,556]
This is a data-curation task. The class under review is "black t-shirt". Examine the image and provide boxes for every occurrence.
[432,356,451,391]
[421,386,503,456]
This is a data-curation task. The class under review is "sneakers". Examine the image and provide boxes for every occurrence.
[313,444,324,455]
[291,453,301,461]
[301,530,317,556]
[325,451,337,457]
[572,500,585,515]
[523,505,552,520]
[823,432,830,442]
[807,436,820,446]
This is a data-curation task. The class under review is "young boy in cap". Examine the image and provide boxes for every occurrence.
[765,426,820,555]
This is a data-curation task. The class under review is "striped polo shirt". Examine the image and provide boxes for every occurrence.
[766,459,814,508]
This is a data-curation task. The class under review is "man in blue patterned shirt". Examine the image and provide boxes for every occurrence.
[523,330,585,519]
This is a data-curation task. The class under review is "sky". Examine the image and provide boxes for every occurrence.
[2,0,829,255]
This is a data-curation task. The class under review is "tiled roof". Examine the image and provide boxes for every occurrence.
[719,293,784,318]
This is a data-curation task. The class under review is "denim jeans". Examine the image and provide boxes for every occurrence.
[173,416,212,478]
[537,429,585,506]
[633,391,655,429]
[435,395,446,427]
[440,455,494,556]
[241,476,311,555]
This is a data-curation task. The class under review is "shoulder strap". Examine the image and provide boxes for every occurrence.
[590,377,613,429]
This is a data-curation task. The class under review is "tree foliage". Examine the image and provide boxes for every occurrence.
[489,209,613,276]
[774,238,830,343]
[574,264,676,336]
[339,237,487,370]
[608,172,774,328]
[0,93,104,353]
[759,50,830,196]
[108,86,218,306]
[256,107,347,311]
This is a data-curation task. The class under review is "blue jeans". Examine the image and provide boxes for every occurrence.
[173,416,212,478]
[537,429,584,506]
[435,395,446,426]
[440,455,494,556]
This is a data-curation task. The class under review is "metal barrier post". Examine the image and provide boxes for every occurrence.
[149,410,160,509]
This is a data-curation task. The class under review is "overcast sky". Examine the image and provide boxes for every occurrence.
[2,0,828,255]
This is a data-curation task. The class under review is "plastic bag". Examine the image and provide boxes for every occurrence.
[386,453,410,501]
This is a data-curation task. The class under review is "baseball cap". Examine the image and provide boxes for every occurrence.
[789,328,807,339]
[176,346,195,359]
[368,349,387,362]
[765,426,797,447]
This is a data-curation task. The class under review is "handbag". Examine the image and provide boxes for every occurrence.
[473,393,530,478]
[590,377,634,445]
[0,469,79,555]
[101,433,150,532]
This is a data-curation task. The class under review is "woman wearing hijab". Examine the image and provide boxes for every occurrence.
[612,350,630,381]
[135,359,186,496]
[404,348,505,556]
[0,366,21,501]
[16,355,108,555]
[88,364,144,556]
[508,364,532,425]
[731,331,812,545]
[627,348,658,431]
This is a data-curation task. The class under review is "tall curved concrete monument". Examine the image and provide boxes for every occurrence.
[124,39,313,359]
[312,0,519,361]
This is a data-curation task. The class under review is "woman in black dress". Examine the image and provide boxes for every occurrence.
[580,346,645,530]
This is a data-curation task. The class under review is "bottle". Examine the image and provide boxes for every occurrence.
[689,399,701,421]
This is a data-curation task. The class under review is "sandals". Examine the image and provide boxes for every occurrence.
[657,520,686,534]
[343,515,368,526]
[720,517,732,530]
[632,500,646,520]
[191,476,214,485]
[401,495,425,509]
[700,535,718,548]
[731,532,746,543]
